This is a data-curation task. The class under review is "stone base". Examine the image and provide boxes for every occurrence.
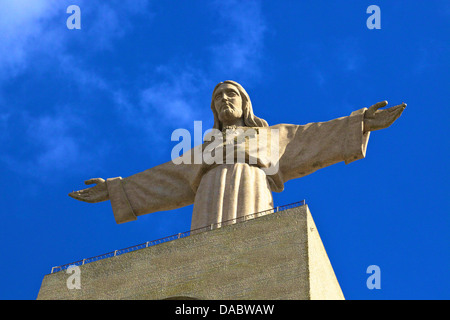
[37,205,344,300]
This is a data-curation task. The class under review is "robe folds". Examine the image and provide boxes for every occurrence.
[106,108,370,230]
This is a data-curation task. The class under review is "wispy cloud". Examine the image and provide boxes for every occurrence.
[127,0,268,135]
[209,0,267,80]
[0,0,61,79]
[0,0,269,178]
[0,0,152,177]
[140,66,209,124]
[110,64,213,150]
[0,0,152,82]
[78,0,153,51]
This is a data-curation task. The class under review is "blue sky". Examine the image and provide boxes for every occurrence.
[0,0,448,300]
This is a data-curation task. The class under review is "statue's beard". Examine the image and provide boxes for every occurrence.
[218,104,243,123]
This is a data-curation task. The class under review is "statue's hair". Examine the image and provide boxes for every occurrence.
[210,80,269,131]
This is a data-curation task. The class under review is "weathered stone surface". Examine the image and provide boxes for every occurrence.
[37,205,344,300]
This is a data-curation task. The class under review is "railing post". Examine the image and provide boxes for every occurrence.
[114,250,118,257]
[82,259,85,265]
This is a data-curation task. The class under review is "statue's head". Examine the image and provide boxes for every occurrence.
[211,80,268,131]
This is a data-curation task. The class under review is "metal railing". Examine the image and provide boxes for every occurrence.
[50,200,306,274]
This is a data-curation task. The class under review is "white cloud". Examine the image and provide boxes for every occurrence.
[110,65,213,149]
[0,0,152,177]
[0,0,62,79]
[209,0,267,79]
[140,67,208,125]
[129,0,268,135]
[0,0,269,177]
[79,0,152,51]
[57,54,109,91]
[0,0,152,81]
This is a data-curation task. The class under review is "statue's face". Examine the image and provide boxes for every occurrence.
[213,83,243,124]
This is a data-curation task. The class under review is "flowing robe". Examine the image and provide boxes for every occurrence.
[106,108,370,230]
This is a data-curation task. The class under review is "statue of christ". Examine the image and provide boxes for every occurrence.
[69,80,405,230]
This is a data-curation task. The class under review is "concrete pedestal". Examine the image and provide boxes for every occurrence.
[37,205,344,300]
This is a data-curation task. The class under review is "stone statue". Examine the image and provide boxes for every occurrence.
[69,80,405,230]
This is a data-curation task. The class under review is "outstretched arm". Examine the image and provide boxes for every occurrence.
[277,100,406,184]
[68,155,205,224]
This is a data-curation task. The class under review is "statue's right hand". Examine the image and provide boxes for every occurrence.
[69,178,109,203]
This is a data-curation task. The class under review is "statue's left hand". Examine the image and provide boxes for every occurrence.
[69,178,109,203]
[364,101,406,132]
